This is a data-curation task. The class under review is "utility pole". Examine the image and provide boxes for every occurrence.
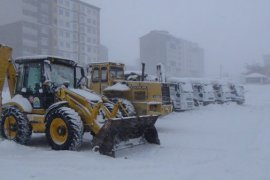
[219,64,223,79]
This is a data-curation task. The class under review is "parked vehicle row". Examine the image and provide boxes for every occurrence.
[167,77,245,111]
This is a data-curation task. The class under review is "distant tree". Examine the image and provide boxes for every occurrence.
[245,63,270,76]
[245,63,263,75]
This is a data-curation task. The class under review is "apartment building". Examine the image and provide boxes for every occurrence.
[140,30,204,77]
[0,0,100,65]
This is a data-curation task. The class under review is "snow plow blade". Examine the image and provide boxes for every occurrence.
[92,115,160,157]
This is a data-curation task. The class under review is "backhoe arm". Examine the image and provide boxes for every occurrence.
[0,44,16,115]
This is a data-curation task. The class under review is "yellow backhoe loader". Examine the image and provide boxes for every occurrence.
[0,44,160,157]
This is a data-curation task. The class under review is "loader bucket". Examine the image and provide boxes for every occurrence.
[92,115,160,157]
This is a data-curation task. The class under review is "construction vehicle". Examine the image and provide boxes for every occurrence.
[87,62,172,116]
[167,77,194,111]
[0,44,160,157]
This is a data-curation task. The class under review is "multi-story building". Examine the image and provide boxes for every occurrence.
[140,30,204,77]
[98,44,109,61]
[0,0,100,66]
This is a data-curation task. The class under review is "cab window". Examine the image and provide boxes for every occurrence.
[92,67,99,82]
[109,67,124,79]
[101,67,107,82]
[16,64,24,93]
[23,63,42,93]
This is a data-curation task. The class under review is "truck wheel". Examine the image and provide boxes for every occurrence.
[0,106,32,144]
[45,107,83,151]
[237,101,244,105]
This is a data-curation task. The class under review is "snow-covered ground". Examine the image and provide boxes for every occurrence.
[1,85,270,180]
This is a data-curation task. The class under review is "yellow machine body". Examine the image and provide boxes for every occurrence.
[88,62,172,116]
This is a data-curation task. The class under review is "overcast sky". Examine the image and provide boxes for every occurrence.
[84,0,270,77]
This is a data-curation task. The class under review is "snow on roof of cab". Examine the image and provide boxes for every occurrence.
[14,55,78,65]
[88,62,124,66]
[15,55,76,61]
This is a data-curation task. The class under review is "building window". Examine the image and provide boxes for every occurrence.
[66,31,70,38]
[58,8,64,15]
[80,25,85,33]
[80,35,85,43]
[87,8,91,14]
[65,10,70,17]
[87,37,91,43]
[87,45,91,52]
[87,18,91,24]
[66,22,70,28]
[65,0,70,7]
[87,26,91,33]
[93,46,97,53]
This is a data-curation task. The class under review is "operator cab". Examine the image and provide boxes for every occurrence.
[14,56,84,110]
[89,62,125,94]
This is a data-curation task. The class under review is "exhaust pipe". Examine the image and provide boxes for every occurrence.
[141,63,145,81]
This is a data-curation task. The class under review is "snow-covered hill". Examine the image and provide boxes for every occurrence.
[0,85,270,180]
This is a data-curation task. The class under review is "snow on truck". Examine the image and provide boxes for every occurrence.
[0,44,161,157]
[212,81,232,104]
[187,79,216,106]
[167,77,194,111]
[229,83,245,105]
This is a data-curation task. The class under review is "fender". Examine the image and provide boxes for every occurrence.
[44,101,68,122]
[4,94,32,113]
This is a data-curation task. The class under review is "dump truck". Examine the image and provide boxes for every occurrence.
[0,45,160,157]
[87,62,172,116]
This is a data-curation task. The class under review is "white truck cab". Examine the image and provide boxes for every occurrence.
[212,82,232,103]
[192,82,216,106]
[168,79,194,111]
[202,83,216,105]
[229,84,245,105]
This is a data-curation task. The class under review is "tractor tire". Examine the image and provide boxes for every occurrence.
[95,102,123,127]
[45,107,83,151]
[0,106,32,144]
[103,102,123,118]
[111,98,136,117]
